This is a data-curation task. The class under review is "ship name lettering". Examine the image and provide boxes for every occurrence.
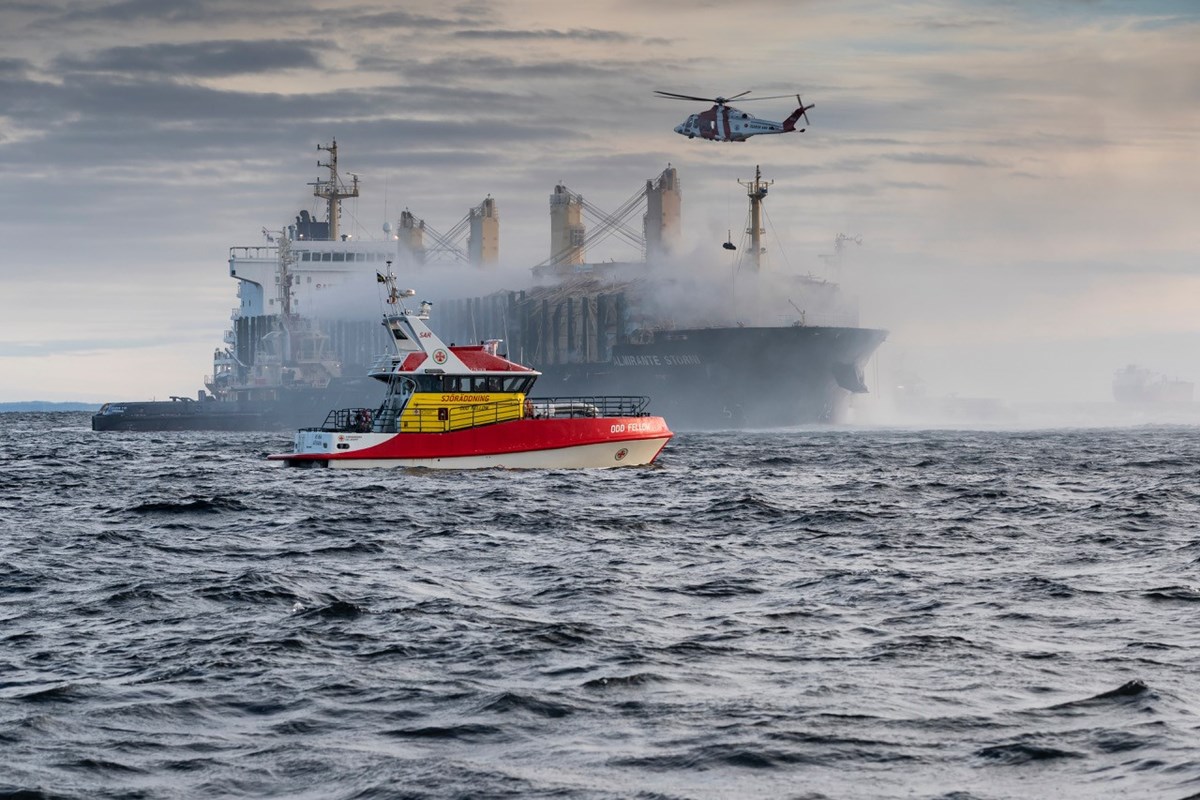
[440,394,489,402]
[613,353,701,367]
[612,421,656,434]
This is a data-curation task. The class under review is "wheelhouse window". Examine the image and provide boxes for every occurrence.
[501,376,534,393]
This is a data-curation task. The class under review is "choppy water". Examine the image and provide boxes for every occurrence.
[2,412,1199,800]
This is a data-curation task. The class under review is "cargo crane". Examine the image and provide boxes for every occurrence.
[537,165,680,271]
[394,197,498,267]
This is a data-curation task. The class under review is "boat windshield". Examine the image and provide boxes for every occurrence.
[407,374,535,394]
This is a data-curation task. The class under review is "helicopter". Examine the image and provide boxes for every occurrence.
[656,90,814,142]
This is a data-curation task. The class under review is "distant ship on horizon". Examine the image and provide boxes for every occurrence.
[1112,364,1194,405]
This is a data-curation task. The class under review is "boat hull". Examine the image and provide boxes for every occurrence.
[91,378,387,432]
[268,416,672,469]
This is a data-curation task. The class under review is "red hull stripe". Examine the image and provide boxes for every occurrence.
[286,416,671,462]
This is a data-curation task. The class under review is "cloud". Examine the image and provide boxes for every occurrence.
[453,27,641,43]
[884,152,993,167]
[335,8,472,30]
[53,40,327,78]
[0,58,32,77]
[42,0,279,25]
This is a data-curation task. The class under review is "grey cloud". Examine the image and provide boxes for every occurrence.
[54,40,327,78]
[362,53,653,84]
[840,137,915,147]
[910,14,1005,30]
[0,77,579,177]
[333,0,513,31]
[885,152,993,167]
[884,180,947,191]
[795,183,881,197]
[336,9,473,30]
[53,0,271,25]
[453,28,638,43]
[981,131,1111,150]
[2,1,52,10]
[0,58,33,77]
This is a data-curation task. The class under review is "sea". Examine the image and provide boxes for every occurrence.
[2,412,1198,800]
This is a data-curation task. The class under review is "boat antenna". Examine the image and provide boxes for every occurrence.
[377,260,415,312]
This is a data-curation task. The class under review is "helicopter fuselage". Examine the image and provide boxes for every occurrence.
[674,103,807,142]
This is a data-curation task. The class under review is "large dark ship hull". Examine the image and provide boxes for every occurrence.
[533,326,887,429]
[91,377,386,432]
[436,288,887,431]
[94,297,886,432]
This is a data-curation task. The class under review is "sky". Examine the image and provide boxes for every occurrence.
[1,0,1197,405]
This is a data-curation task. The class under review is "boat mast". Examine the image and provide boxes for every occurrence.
[311,140,360,241]
[739,165,772,272]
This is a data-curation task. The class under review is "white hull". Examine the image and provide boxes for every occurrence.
[298,436,670,470]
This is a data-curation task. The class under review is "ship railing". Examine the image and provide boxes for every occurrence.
[403,400,524,433]
[306,408,378,433]
[367,352,399,377]
[229,245,278,260]
[303,395,652,435]
[305,400,524,435]
[528,395,651,418]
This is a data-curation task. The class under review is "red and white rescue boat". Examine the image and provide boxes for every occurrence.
[268,277,672,469]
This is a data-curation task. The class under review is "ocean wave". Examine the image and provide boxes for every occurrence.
[5,415,1200,798]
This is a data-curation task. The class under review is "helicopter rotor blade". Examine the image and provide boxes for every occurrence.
[730,93,803,102]
[654,90,720,103]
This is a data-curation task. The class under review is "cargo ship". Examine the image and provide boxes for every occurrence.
[93,143,886,432]
[1112,365,1195,405]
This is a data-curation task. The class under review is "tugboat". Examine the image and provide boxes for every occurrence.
[268,271,673,469]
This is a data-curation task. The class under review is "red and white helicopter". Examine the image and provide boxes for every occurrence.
[656,90,814,142]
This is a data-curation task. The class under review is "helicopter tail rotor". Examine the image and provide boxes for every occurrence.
[797,95,812,126]
[782,96,815,132]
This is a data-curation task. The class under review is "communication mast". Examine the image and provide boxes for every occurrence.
[311,139,360,241]
[739,165,772,272]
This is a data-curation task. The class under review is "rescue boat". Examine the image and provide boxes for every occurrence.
[267,276,672,469]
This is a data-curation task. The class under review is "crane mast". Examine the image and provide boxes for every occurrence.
[311,139,360,241]
[739,165,772,272]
